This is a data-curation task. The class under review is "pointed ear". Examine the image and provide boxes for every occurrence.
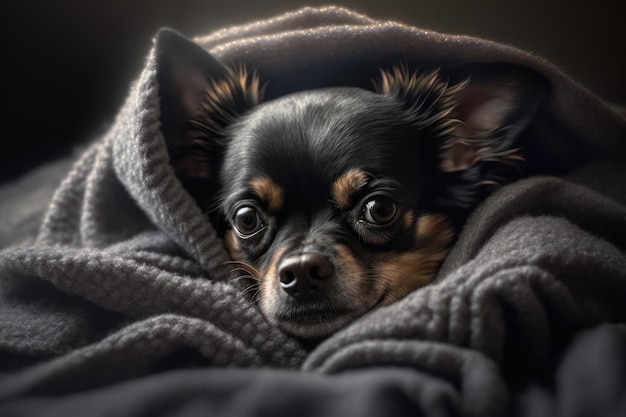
[378,65,546,210]
[439,67,546,173]
[156,28,262,179]
[378,65,545,173]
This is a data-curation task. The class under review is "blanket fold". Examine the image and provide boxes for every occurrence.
[1,6,625,417]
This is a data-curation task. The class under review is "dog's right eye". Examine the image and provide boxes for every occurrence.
[362,196,398,226]
[233,206,264,237]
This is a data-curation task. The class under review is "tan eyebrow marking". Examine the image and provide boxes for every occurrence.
[249,176,284,215]
[332,169,368,210]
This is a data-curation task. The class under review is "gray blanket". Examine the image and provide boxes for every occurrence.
[1,7,626,417]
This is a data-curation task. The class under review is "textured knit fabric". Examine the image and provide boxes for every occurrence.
[1,7,625,417]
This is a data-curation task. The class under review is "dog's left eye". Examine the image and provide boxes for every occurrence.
[362,197,398,225]
[233,206,264,237]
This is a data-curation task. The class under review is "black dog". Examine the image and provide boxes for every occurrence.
[157,30,544,340]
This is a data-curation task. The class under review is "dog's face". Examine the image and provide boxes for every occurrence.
[216,87,456,338]
[157,30,544,339]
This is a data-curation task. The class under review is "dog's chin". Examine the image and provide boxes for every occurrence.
[270,308,362,340]
[264,289,392,340]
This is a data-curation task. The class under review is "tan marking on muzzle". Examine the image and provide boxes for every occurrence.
[258,246,289,315]
[374,213,454,302]
[333,244,365,282]
[224,230,246,262]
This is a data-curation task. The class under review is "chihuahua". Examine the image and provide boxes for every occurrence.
[157,29,544,340]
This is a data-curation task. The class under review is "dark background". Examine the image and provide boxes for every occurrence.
[1,0,624,183]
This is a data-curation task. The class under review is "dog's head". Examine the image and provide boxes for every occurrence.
[157,30,545,339]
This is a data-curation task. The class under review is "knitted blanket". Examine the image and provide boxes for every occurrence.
[1,7,626,417]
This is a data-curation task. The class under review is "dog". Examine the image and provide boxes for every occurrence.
[157,29,544,340]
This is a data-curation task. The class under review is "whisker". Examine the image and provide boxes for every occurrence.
[240,283,260,295]
[229,274,256,284]
[202,195,227,217]
[250,289,262,304]
[229,267,260,277]
[224,260,261,278]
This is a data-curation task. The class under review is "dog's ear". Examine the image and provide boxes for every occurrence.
[156,28,262,180]
[437,68,545,174]
[379,65,546,208]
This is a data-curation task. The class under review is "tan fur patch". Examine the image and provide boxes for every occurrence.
[259,246,289,314]
[334,245,365,282]
[334,244,379,302]
[403,210,415,230]
[332,169,368,210]
[224,230,245,261]
[224,230,261,281]
[264,246,288,282]
[374,213,453,302]
[249,176,284,215]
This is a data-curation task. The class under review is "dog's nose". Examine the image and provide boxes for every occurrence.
[278,252,334,298]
